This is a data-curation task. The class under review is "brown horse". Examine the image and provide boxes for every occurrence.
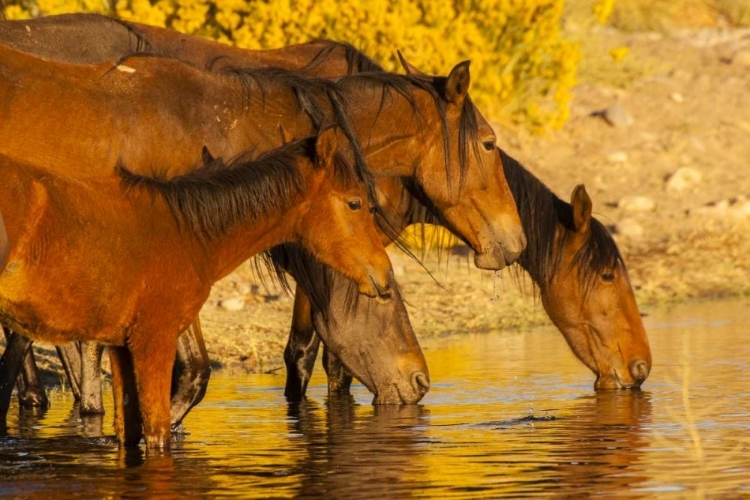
[0,31,523,413]
[0,129,394,449]
[0,16,648,421]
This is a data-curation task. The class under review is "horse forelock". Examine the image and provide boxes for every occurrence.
[500,149,622,294]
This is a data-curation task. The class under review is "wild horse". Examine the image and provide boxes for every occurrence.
[0,31,524,421]
[0,15,650,424]
[0,129,395,449]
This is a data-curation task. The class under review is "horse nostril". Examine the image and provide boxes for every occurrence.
[411,372,430,395]
[630,359,650,382]
[374,280,392,300]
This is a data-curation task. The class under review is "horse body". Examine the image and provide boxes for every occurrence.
[0,130,397,448]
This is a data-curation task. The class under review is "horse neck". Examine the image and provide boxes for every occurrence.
[199,165,315,282]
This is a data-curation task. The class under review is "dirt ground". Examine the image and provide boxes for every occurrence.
[24,25,750,378]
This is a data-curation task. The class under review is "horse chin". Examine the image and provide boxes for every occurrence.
[594,370,644,390]
[371,379,427,405]
[473,247,508,270]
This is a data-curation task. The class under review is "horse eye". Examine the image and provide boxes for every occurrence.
[601,273,616,283]
[347,199,362,211]
[482,140,495,151]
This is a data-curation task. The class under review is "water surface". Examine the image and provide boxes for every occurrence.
[1,299,749,498]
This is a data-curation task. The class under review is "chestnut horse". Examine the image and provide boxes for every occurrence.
[0,129,395,449]
[0,16,649,423]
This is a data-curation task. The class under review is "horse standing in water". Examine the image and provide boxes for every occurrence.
[0,28,524,420]
[0,15,649,423]
[0,129,397,449]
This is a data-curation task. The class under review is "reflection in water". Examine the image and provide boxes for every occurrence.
[0,299,749,497]
[288,397,430,498]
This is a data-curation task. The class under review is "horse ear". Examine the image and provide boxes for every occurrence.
[445,60,471,104]
[201,146,216,165]
[279,124,294,145]
[314,127,338,170]
[397,50,425,76]
[571,184,592,234]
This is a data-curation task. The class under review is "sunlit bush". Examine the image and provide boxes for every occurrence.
[5,0,583,131]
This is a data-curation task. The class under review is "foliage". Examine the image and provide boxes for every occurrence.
[4,0,584,131]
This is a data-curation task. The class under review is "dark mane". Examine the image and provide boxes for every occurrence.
[499,149,623,293]
[218,65,404,243]
[0,1,6,20]
[117,137,332,240]
[300,40,384,75]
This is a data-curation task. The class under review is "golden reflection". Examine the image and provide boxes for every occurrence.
[287,397,429,498]
[1,299,749,497]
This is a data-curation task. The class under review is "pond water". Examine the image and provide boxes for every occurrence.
[1,298,749,498]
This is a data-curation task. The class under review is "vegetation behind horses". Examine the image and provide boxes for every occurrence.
[4,0,588,131]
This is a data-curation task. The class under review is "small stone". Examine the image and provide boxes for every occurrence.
[731,49,750,68]
[665,167,702,193]
[670,92,684,103]
[614,219,644,239]
[618,195,655,213]
[607,151,629,163]
[599,103,634,127]
[219,297,245,311]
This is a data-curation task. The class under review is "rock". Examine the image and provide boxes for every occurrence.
[731,49,750,68]
[665,167,702,193]
[219,297,245,311]
[618,196,655,213]
[614,219,644,239]
[607,151,628,163]
[599,103,634,127]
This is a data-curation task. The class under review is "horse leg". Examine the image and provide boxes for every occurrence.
[322,346,353,395]
[16,346,49,409]
[283,289,321,401]
[131,334,177,450]
[56,343,82,401]
[170,318,211,429]
[80,341,105,415]
[0,328,33,421]
[109,346,142,447]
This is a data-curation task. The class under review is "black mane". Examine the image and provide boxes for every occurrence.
[499,148,623,292]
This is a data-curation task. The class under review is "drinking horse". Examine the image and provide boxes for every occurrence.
[0,128,394,449]
[294,150,652,397]
[0,15,650,423]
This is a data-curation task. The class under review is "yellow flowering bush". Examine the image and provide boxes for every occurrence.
[4,0,585,131]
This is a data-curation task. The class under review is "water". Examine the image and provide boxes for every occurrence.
[1,299,750,498]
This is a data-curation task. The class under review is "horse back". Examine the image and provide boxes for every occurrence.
[0,13,138,64]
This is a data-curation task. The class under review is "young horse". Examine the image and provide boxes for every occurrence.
[0,129,394,449]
